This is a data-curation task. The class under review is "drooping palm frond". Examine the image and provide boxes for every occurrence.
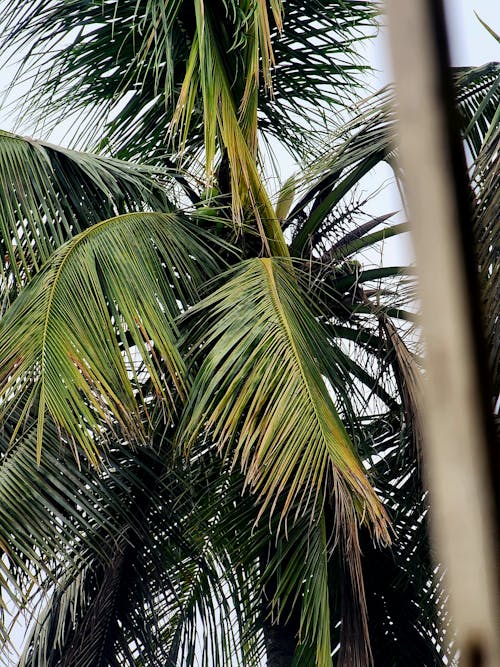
[180,257,390,542]
[455,64,500,401]
[175,257,402,664]
[0,211,221,462]
[0,130,176,295]
[381,316,422,431]
[0,417,264,667]
[0,0,375,163]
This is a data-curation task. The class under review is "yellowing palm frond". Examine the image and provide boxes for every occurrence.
[0,130,173,291]
[0,212,218,462]
[170,3,288,255]
[181,258,391,545]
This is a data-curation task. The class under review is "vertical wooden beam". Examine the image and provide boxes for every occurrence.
[385,1,500,666]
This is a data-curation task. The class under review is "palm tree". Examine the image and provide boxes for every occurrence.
[0,1,498,665]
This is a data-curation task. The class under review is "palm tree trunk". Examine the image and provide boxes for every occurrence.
[260,550,300,667]
[263,620,296,667]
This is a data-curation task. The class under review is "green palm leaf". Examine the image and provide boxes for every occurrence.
[473,123,499,400]
[287,63,500,259]
[0,130,174,292]
[0,422,262,667]
[0,1,375,162]
[0,212,219,462]
[455,62,500,158]
[265,510,334,667]
[181,257,391,543]
[456,64,500,399]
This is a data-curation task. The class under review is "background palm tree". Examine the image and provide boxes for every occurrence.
[0,1,498,665]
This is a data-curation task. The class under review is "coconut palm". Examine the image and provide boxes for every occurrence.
[0,0,498,665]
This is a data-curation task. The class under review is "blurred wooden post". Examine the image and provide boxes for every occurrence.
[385,1,500,666]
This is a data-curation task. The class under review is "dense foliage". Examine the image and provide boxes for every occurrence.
[0,1,498,665]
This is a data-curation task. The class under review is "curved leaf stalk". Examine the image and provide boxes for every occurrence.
[170,1,289,257]
[0,212,221,461]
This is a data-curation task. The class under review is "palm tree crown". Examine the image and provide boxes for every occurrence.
[0,1,498,665]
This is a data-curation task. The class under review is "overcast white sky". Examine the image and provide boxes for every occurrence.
[445,0,498,65]
[367,0,498,84]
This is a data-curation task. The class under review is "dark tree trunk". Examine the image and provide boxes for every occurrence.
[260,549,301,667]
[262,618,297,667]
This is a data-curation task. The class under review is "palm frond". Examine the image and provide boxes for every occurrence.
[287,63,500,260]
[0,212,219,461]
[359,419,455,665]
[265,510,333,667]
[454,62,500,159]
[461,66,500,399]
[180,257,391,544]
[473,126,499,400]
[259,0,376,158]
[0,130,174,293]
[379,316,423,448]
[0,0,376,162]
[1,422,265,667]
